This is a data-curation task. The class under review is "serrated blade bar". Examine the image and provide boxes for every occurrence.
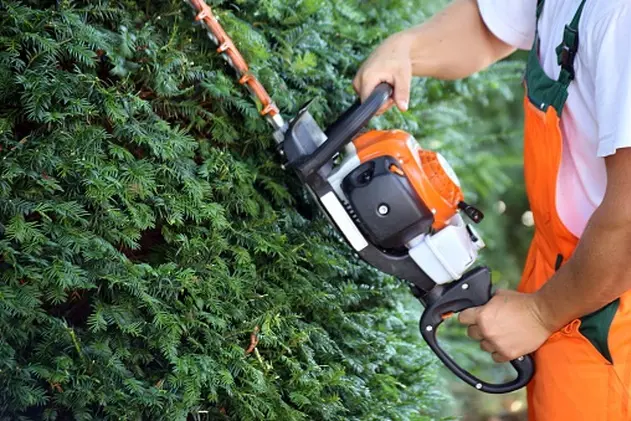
[185,0,286,131]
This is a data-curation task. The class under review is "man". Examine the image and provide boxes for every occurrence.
[353,0,631,419]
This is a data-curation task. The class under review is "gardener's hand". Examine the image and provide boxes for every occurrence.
[353,32,413,113]
[458,289,553,363]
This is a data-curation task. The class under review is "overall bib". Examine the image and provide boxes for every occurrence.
[520,1,631,419]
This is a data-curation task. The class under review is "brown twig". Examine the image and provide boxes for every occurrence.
[245,325,259,354]
[50,382,63,393]
[0,135,30,158]
[70,290,82,302]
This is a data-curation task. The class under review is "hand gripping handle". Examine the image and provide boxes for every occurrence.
[419,267,535,394]
[297,83,393,177]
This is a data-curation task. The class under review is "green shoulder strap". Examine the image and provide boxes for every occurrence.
[555,0,587,84]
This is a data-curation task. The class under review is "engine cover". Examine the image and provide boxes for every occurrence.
[350,130,464,231]
[341,156,434,251]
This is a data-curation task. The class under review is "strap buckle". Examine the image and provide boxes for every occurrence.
[556,24,579,80]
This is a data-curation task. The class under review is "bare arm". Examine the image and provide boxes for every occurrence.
[534,149,631,332]
[353,0,515,111]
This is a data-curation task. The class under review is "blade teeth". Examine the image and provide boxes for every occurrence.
[206,32,218,45]
[221,55,234,68]
[186,0,284,127]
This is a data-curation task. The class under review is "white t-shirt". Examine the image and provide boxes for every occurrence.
[476,0,631,238]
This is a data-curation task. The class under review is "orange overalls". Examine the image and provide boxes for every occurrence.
[519,0,631,419]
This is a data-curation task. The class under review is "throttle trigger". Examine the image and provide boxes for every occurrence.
[441,311,455,320]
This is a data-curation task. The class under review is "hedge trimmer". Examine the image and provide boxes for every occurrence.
[185,0,534,394]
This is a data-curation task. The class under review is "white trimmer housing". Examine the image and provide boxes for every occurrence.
[407,214,485,285]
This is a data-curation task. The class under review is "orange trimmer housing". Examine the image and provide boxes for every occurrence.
[352,130,464,231]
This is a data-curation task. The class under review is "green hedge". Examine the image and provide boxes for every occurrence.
[0,1,529,420]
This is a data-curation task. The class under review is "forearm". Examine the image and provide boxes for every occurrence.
[534,198,631,332]
[397,0,515,79]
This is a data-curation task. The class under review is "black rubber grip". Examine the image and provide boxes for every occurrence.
[419,267,535,394]
[297,82,393,177]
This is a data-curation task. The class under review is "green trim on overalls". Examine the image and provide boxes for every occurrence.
[580,302,618,363]
[525,0,619,364]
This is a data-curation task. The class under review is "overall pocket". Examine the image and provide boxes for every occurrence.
[553,254,618,365]
[578,300,620,365]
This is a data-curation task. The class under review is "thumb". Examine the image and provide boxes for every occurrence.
[493,288,516,297]
[458,306,482,326]
[392,67,411,112]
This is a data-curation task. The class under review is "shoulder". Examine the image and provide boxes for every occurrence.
[580,1,631,158]
[581,0,631,45]
[582,0,631,23]
[579,1,631,78]
[476,0,537,51]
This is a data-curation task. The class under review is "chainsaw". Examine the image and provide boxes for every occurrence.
[185,0,534,394]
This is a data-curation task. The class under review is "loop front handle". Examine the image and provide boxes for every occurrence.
[419,267,535,394]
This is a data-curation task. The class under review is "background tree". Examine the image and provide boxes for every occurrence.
[0,0,531,420]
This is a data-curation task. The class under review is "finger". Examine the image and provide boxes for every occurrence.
[494,288,518,298]
[458,307,480,325]
[492,352,511,364]
[352,70,363,96]
[375,98,395,116]
[467,325,484,341]
[392,67,411,112]
[359,75,383,105]
[352,77,360,96]
[480,340,495,354]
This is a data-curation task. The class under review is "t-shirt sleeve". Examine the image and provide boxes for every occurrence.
[589,4,631,157]
[476,0,537,50]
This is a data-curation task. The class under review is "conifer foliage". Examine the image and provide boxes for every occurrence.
[0,0,526,420]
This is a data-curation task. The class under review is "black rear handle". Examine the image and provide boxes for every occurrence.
[419,267,535,394]
[296,83,393,178]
